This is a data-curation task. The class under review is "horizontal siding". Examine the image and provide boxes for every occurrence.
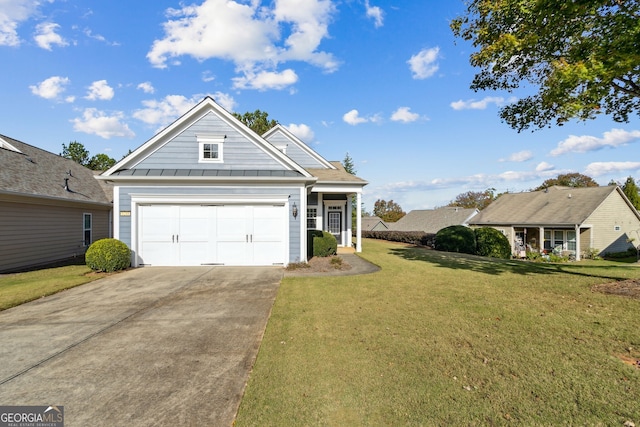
[266,132,326,168]
[0,200,111,272]
[136,112,285,170]
[586,191,640,254]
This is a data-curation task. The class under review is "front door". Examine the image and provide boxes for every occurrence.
[328,211,342,243]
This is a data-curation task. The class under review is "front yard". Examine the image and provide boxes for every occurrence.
[236,238,640,425]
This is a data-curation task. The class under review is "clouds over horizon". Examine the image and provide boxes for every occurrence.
[343,109,381,125]
[147,0,338,91]
[550,128,640,156]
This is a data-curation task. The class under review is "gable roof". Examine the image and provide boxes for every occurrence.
[391,207,479,233]
[263,124,336,170]
[361,216,389,231]
[469,185,639,226]
[307,161,368,185]
[0,134,111,206]
[101,97,313,180]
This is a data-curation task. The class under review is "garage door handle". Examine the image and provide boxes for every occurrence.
[176,235,179,243]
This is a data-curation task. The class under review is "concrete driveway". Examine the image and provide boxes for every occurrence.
[0,266,282,426]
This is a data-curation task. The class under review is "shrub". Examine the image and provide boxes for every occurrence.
[474,227,511,259]
[313,231,338,257]
[362,230,436,247]
[435,225,476,254]
[85,238,131,272]
[307,230,324,259]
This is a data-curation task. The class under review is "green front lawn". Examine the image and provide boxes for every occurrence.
[0,266,106,310]
[236,239,640,426]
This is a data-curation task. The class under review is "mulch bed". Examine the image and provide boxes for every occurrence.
[591,279,640,300]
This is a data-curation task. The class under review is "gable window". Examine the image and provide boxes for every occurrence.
[198,135,225,163]
[83,213,92,247]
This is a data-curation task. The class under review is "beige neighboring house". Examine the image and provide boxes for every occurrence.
[362,216,389,231]
[468,185,640,260]
[390,207,479,233]
[0,134,113,272]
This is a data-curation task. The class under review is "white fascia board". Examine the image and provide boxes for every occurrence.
[310,183,365,193]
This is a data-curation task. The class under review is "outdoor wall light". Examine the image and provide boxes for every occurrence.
[292,202,298,219]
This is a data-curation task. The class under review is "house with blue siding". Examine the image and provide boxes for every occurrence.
[98,96,367,267]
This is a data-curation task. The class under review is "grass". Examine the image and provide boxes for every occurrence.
[0,265,107,310]
[236,239,640,426]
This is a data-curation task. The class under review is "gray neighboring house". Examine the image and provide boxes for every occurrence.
[390,207,479,233]
[468,185,640,260]
[0,135,112,272]
[97,97,367,267]
[361,216,389,231]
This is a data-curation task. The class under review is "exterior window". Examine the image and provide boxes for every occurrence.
[544,230,552,251]
[307,208,317,229]
[614,225,621,231]
[554,230,564,250]
[198,136,225,162]
[567,230,576,251]
[83,213,92,247]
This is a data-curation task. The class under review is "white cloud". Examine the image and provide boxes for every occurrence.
[232,68,298,91]
[211,91,236,112]
[85,80,114,101]
[450,96,517,111]
[285,123,314,142]
[535,161,554,172]
[407,47,440,79]
[499,150,533,162]
[202,70,215,82]
[0,0,40,46]
[137,82,155,94]
[83,28,119,46]
[71,108,135,139]
[343,109,367,125]
[34,22,68,50]
[584,161,640,177]
[550,128,640,156]
[29,76,71,100]
[147,0,338,90]
[133,94,203,127]
[390,107,420,123]
[365,0,383,28]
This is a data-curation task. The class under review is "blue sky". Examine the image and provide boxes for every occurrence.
[2,0,639,212]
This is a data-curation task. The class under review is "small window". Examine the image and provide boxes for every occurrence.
[83,213,92,247]
[198,136,225,163]
[307,208,317,229]
[614,225,621,231]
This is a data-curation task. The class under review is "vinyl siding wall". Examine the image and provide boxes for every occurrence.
[135,112,285,170]
[585,191,640,254]
[117,185,302,263]
[265,132,327,168]
[0,199,110,272]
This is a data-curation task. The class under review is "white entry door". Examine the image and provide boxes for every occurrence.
[138,204,285,266]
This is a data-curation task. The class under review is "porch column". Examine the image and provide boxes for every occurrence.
[347,195,353,248]
[575,224,581,261]
[539,226,544,254]
[356,192,362,252]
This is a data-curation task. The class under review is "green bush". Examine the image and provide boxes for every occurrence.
[474,227,512,259]
[85,238,131,272]
[313,231,338,257]
[307,230,324,259]
[435,225,476,254]
[362,230,436,247]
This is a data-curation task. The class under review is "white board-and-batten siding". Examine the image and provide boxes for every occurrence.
[134,112,286,170]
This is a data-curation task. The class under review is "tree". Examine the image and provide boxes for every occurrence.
[61,141,90,166]
[232,110,278,135]
[343,152,356,175]
[447,188,497,210]
[60,141,116,171]
[88,153,116,171]
[373,199,406,222]
[533,173,599,190]
[451,1,640,132]
[622,176,640,210]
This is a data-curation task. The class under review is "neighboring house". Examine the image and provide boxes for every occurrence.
[0,135,112,273]
[361,216,389,231]
[468,185,640,260]
[390,207,479,233]
[97,97,367,267]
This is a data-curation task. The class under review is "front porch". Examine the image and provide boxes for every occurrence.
[510,226,591,260]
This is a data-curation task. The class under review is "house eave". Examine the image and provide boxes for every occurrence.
[0,189,112,209]
[96,175,317,186]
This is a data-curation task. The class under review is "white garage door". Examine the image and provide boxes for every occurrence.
[138,204,285,266]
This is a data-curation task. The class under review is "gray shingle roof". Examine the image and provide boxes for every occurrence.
[306,162,368,184]
[391,207,478,233]
[361,216,388,231]
[468,185,625,226]
[0,134,111,206]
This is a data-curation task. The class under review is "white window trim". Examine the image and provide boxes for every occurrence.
[197,135,225,163]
